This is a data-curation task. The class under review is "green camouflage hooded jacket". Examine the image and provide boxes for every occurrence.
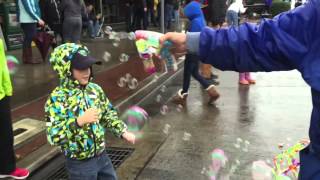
[45,43,126,160]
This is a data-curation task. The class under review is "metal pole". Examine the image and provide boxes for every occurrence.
[161,0,165,33]
[100,0,103,15]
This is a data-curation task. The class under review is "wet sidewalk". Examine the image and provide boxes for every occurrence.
[116,70,311,179]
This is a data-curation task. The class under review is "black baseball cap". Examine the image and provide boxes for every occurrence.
[71,51,101,70]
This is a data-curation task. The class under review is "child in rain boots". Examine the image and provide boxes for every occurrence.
[239,72,256,85]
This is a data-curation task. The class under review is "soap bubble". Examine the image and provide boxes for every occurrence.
[160,85,167,93]
[156,94,162,103]
[176,104,183,112]
[104,26,112,34]
[117,77,127,88]
[160,105,169,115]
[128,78,138,90]
[119,53,129,62]
[122,106,148,138]
[112,42,119,47]
[251,160,273,180]
[6,55,19,74]
[163,124,171,134]
[209,149,228,180]
[128,32,136,40]
[103,51,111,62]
[182,132,191,141]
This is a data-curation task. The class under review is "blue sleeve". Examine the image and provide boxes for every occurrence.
[199,0,319,72]
[21,0,41,21]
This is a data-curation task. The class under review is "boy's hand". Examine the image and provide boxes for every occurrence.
[122,131,136,144]
[159,32,187,58]
[77,108,99,127]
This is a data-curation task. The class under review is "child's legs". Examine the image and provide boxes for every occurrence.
[65,157,98,180]
[182,55,194,94]
[239,72,246,80]
[189,55,210,89]
[97,154,117,180]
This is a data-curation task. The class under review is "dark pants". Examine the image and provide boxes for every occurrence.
[164,4,174,30]
[134,8,147,30]
[182,54,210,94]
[147,7,157,26]
[65,151,117,180]
[125,6,134,32]
[20,23,37,48]
[0,96,16,174]
[63,17,82,43]
[299,89,320,179]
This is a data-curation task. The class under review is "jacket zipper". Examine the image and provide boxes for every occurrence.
[82,88,97,157]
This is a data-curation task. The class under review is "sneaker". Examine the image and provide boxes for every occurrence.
[206,85,220,104]
[0,168,29,179]
[171,89,188,106]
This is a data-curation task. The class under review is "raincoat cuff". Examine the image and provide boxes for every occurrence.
[186,32,200,55]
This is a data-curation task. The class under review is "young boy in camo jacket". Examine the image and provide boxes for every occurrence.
[45,43,135,180]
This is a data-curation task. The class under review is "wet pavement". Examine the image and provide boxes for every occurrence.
[116,70,311,180]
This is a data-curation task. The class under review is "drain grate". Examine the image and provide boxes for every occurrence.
[46,147,134,180]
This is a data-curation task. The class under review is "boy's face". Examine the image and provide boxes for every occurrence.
[72,68,91,85]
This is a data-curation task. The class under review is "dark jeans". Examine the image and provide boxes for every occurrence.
[182,54,211,94]
[0,96,16,174]
[164,4,174,31]
[86,20,100,38]
[20,23,37,48]
[65,151,117,180]
[63,17,82,43]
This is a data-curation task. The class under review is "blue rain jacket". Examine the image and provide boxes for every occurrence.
[197,0,320,179]
[184,1,206,32]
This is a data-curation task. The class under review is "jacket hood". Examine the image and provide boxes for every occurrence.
[184,1,203,20]
[49,43,91,87]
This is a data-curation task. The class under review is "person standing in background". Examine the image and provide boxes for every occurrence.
[17,0,45,64]
[125,0,134,32]
[134,0,147,30]
[164,0,174,31]
[60,0,86,43]
[226,0,255,85]
[0,39,30,180]
[200,0,227,84]
[39,0,62,47]
[147,0,158,27]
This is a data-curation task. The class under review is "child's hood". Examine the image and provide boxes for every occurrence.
[49,43,90,83]
[184,1,203,20]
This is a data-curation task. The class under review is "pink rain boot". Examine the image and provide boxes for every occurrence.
[239,73,249,85]
[245,72,256,84]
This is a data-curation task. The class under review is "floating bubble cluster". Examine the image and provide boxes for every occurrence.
[117,74,139,90]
